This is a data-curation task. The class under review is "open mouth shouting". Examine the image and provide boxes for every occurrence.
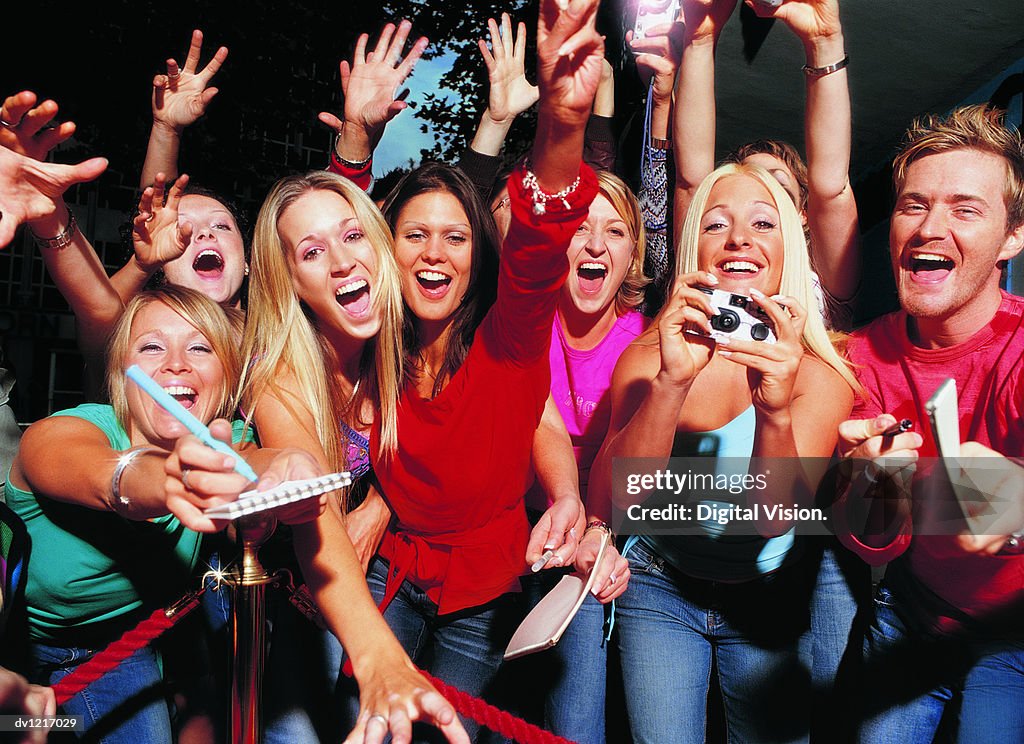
[908,252,955,284]
[192,249,225,279]
[335,278,371,317]
[164,384,198,410]
[416,269,453,299]
[577,261,608,294]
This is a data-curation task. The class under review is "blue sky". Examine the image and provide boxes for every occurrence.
[373,52,457,175]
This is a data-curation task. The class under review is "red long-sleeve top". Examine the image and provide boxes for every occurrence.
[370,162,598,614]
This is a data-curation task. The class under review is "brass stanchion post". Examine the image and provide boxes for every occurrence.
[225,513,278,744]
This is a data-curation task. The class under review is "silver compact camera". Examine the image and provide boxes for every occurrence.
[633,0,681,40]
[692,287,776,344]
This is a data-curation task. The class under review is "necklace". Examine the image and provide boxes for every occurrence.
[341,378,361,413]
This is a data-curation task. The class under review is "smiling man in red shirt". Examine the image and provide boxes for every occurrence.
[838,105,1024,743]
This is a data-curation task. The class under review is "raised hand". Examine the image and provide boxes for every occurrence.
[682,0,739,43]
[628,21,685,101]
[151,29,229,135]
[0,91,76,161]
[745,0,842,42]
[0,145,107,248]
[319,20,429,153]
[536,0,605,124]
[479,13,538,126]
[131,173,192,273]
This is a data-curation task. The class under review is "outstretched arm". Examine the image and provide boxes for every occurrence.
[759,0,860,301]
[531,0,605,193]
[671,0,737,243]
[139,29,228,189]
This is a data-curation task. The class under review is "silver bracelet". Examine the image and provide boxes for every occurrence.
[110,446,159,516]
[332,133,372,169]
[802,54,849,78]
[521,162,582,216]
[29,212,78,250]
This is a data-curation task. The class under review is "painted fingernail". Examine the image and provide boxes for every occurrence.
[543,542,556,551]
[716,335,731,345]
[705,273,719,285]
[569,527,577,538]
[609,573,618,584]
[750,288,765,299]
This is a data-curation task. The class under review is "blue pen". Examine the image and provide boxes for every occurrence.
[126,364,259,482]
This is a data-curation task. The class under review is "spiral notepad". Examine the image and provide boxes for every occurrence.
[203,472,352,520]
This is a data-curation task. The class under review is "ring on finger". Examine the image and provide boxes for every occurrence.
[182,468,193,491]
[0,117,17,128]
[167,71,181,81]
[367,713,388,727]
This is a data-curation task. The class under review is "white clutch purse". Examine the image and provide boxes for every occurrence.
[504,529,610,660]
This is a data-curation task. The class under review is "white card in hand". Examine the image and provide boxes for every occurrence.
[203,472,351,520]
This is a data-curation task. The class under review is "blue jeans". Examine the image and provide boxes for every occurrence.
[858,583,1024,743]
[262,589,345,744]
[338,555,523,743]
[29,641,173,743]
[804,540,870,743]
[511,568,608,744]
[616,538,811,744]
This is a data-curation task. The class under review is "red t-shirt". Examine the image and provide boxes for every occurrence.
[844,291,1024,622]
[371,163,599,615]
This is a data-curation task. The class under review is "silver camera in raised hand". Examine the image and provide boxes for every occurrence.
[692,287,776,344]
[633,0,681,40]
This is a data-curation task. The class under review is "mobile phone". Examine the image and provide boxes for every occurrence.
[633,0,681,40]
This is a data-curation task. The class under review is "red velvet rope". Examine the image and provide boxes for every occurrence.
[422,671,576,744]
[48,590,574,744]
[51,593,202,706]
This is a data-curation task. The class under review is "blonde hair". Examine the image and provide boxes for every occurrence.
[676,163,860,391]
[107,286,241,431]
[892,104,1024,231]
[240,172,404,470]
[594,171,651,315]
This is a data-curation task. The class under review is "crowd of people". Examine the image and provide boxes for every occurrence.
[0,0,1022,742]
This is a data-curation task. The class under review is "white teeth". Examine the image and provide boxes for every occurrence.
[163,386,196,396]
[417,270,449,282]
[723,260,759,272]
[336,279,368,296]
[198,249,221,259]
[911,253,951,263]
[579,262,607,272]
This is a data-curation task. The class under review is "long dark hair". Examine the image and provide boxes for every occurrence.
[381,162,500,397]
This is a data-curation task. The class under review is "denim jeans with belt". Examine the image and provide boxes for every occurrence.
[857,582,1024,743]
[30,641,172,743]
[616,538,811,744]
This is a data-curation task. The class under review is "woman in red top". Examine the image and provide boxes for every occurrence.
[310,1,606,738]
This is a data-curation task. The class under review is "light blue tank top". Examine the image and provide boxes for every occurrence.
[638,405,798,582]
